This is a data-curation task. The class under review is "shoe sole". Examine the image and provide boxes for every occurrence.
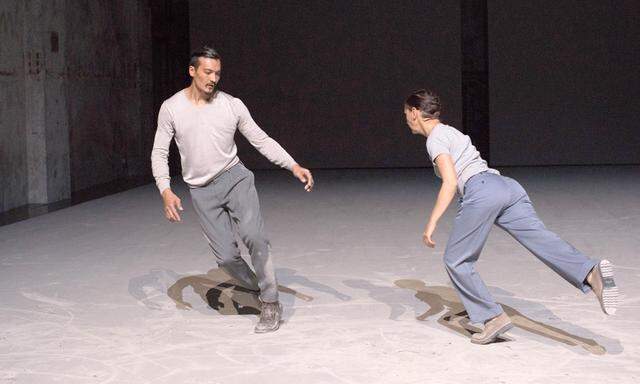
[470,322,514,345]
[598,260,619,315]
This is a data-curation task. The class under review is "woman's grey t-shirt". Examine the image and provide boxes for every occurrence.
[426,123,499,194]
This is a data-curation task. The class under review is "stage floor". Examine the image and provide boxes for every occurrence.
[1,166,639,383]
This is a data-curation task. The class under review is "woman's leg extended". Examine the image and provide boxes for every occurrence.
[495,178,597,293]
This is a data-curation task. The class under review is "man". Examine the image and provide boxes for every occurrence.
[151,46,314,333]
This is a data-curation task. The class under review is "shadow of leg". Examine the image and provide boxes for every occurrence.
[205,282,261,315]
[504,307,606,355]
[395,279,604,351]
[166,268,262,316]
[277,285,314,302]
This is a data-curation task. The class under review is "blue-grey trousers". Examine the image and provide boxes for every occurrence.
[189,163,278,303]
[443,172,597,323]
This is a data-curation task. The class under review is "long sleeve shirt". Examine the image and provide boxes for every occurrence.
[151,89,297,194]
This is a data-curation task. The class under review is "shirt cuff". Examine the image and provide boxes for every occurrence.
[156,179,171,195]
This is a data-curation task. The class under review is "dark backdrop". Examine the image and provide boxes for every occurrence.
[189,0,462,169]
[488,1,640,166]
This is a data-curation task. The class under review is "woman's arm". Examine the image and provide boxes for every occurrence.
[423,154,458,247]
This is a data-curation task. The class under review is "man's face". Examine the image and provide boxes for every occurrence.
[189,57,221,95]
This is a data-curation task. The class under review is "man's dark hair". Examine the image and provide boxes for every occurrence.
[189,46,221,68]
[404,89,442,119]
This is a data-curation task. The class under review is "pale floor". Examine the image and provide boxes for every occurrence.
[1,166,639,384]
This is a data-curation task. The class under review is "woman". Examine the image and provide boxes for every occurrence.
[404,89,618,344]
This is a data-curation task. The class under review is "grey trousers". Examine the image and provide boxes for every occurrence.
[443,172,597,324]
[189,163,278,303]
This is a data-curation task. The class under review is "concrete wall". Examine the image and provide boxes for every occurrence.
[0,1,27,212]
[24,0,70,206]
[66,0,153,192]
[1,0,154,214]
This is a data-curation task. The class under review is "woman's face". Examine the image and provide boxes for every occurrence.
[404,106,420,134]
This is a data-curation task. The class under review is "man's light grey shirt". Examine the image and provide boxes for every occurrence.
[151,89,297,194]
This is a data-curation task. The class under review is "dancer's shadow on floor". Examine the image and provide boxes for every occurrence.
[396,279,612,355]
[343,279,407,320]
[129,268,183,311]
[166,268,315,316]
[278,268,351,302]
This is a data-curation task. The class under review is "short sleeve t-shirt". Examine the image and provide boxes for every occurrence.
[426,123,499,194]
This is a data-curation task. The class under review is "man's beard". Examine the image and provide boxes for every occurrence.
[204,83,216,93]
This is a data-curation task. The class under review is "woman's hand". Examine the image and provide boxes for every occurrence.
[423,221,437,248]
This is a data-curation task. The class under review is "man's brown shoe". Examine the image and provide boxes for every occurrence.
[470,312,513,345]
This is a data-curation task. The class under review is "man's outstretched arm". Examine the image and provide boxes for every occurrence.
[234,98,314,191]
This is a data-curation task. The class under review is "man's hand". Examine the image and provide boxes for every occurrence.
[423,221,437,248]
[162,189,183,222]
[292,164,314,192]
